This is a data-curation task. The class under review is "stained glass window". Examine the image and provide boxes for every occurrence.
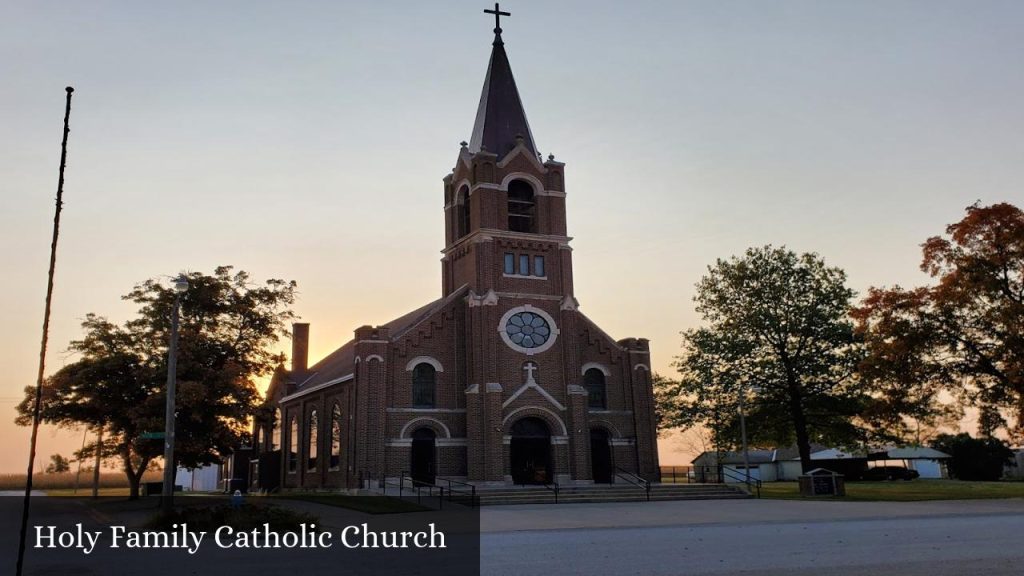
[505,311,552,349]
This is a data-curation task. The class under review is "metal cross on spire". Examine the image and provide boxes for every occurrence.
[484,2,510,35]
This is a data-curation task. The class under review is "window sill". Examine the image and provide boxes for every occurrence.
[503,274,548,280]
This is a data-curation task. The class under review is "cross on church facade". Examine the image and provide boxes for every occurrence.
[485,2,510,34]
[523,361,538,384]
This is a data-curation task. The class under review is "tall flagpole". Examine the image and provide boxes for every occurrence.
[16,86,75,576]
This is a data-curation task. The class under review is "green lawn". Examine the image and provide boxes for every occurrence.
[758,479,1024,501]
[37,488,430,514]
[44,487,145,497]
[146,501,319,531]
[276,493,430,514]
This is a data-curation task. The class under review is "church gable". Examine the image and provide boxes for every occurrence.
[576,312,626,359]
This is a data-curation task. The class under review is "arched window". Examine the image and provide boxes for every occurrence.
[288,415,298,473]
[456,185,471,239]
[330,403,342,471]
[307,410,318,472]
[507,179,536,233]
[271,408,282,451]
[412,363,436,408]
[584,368,607,409]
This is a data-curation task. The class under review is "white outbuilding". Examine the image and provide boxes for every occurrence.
[868,447,951,479]
[176,464,223,492]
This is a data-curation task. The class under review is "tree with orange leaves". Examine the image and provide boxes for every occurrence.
[854,203,1024,442]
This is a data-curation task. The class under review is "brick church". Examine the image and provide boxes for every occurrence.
[249,8,659,491]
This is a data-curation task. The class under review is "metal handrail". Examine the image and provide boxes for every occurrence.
[720,466,762,498]
[542,481,559,504]
[613,467,651,501]
[358,470,385,491]
[399,471,444,508]
[380,474,404,497]
[513,467,559,503]
[437,477,478,508]
[660,465,699,484]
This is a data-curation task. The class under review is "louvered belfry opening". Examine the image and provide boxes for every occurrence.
[507,179,536,233]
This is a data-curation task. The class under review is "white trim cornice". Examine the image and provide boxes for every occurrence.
[441,228,572,255]
[405,356,444,372]
[581,362,611,377]
[502,406,569,436]
[399,417,452,439]
[503,380,566,411]
[280,374,353,403]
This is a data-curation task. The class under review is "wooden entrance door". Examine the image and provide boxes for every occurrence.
[510,417,551,484]
[410,428,436,485]
[590,428,613,483]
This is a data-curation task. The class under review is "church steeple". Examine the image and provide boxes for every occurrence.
[469,4,538,160]
[441,4,568,298]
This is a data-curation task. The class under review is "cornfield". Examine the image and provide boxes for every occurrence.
[0,471,162,491]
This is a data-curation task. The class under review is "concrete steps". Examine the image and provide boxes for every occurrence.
[469,483,751,506]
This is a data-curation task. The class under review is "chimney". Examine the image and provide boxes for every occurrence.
[291,323,309,373]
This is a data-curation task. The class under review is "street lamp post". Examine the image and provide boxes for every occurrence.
[738,384,762,486]
[161,274,188,514]
[739,386,750,484]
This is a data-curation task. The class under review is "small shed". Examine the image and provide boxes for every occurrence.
[799,468,845,497]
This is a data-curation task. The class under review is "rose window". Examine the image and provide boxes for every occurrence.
[504,312,551,349]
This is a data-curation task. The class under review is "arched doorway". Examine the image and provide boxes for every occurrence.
[510,417,551,484]
[410,428,436,486]
[590,428,613,483]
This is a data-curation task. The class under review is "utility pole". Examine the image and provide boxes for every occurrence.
[161,275,189,514]
[16,85,75,576]
[92,426,102,498]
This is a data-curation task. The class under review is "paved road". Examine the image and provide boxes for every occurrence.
[480,499,1024,576]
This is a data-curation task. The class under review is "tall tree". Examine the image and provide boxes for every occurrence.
[658,246,865,472]
[854,203,1024,441]
[932,433,1014,481]
[850,287,961,444]
[17,266,296,498]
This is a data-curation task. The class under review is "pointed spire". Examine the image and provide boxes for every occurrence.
[469,6,537,160]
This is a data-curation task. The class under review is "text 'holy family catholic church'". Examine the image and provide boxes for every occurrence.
[247,5,660,491]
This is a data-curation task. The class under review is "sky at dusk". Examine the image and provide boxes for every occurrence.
[2,0,1023,472]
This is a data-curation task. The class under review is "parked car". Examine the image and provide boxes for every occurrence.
[863,466,920,481]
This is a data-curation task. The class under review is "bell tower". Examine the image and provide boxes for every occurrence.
[441,8,572,302]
